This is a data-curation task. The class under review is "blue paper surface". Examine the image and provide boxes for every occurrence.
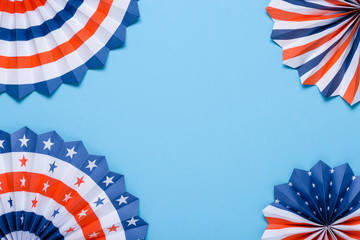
[0,0,360,239]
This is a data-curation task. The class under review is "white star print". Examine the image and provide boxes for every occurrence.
[20,176,26,187]
[103,176,114,187]
[66,146,77,159]
[0,140,4,149]
[275,199,280,204]
[88,232,99,238]
[308,171,312,176]
[116,195,129,205]
[63,193,72,202]
[19,135,29,148]
[353,176,356,181]
[86,160,97,172]
[43,138,54,151]
[43,181,50,193]
[20,215,24,224]
[126,217,139,226]
[331,169,335,174]
[78,209,88,219]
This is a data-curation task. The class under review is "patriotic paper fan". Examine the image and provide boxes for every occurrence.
[262,161,360,240]
[0,127,148,239]
[267,0,360,105]
[0,0,139,99]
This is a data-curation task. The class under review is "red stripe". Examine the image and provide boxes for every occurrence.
[343,57,360,104]
[266,6,353,22]
[337,215,360,226]
[0,0,114,69]
[282,231,320,240]
[0,0,47,14]
[0,171,105,239]
[265,217,317,230]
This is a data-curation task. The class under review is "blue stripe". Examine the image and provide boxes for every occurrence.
[0,0,83,41]
[0,211,63,239]
[282,0,348,11]
[321,26,360,97]
[271,13,352,40]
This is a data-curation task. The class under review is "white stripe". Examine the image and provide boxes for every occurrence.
[263,205,322,225]
[0,152,126,240]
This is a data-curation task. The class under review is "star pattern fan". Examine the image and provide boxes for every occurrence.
[263,161,360,240]
[0,127,148,240]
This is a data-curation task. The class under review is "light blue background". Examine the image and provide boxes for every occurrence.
[1,0,360,239]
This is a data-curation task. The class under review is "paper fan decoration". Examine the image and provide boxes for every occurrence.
[262,161,360,240]
[0,127,148,239]
[0,0,139,99]
[267,0,360,105]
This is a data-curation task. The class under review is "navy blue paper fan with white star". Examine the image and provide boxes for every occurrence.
[263,161,360,240]
[0,127,148,240]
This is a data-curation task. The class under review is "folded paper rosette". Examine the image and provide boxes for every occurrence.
[262,161,360,240]
[267,0,360,105]
[0,127,148,239]
[0,0,139,99]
